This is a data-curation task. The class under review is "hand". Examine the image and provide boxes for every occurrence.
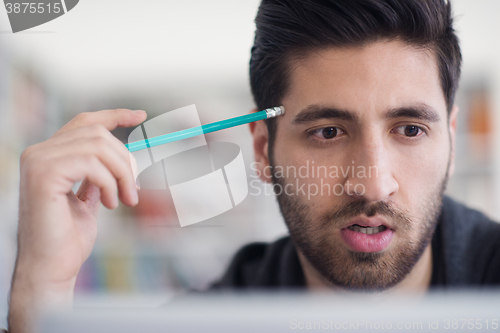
[8,109,146,333]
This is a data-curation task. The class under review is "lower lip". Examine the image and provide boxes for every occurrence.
[340,227,394,253]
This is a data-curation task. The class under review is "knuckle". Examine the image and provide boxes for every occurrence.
[88,124,109,141]
[20,146,34,163]
[20,144,43,168]
[91,123,107,134]
[111,108,126,116]
[75,111,91,122]
[91,135,108,146]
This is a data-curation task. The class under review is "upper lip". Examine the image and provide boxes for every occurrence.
[342,216,392,230]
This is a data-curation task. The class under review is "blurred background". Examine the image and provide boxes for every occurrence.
[1,0,500,328]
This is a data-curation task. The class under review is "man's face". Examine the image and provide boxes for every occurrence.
[251,40,458,291]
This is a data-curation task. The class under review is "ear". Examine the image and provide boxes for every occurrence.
[447,104,459,177]
[249,109,273,183]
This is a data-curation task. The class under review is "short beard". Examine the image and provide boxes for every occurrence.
[270,162,449,292]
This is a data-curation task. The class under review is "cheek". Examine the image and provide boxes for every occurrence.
[274,148,348,210]
[393,138,450,212]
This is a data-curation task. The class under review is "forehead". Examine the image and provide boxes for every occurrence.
[283,40,447,119]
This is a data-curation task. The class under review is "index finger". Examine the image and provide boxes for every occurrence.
[55,109,147,136]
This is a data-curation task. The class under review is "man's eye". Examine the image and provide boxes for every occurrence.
[311,127,344,139]
[393,125,425,137]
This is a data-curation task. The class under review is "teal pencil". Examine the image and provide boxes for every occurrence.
[126,106,285,153]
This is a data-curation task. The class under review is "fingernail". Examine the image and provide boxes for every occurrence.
[133,110,146,114]
[133,189,139,204]
[136,184,141,191]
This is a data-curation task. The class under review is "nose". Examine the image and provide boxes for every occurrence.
[343,134,399,202]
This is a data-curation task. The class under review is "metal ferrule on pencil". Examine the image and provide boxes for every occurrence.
[265,106,285,119]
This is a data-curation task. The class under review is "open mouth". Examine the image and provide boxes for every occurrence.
[347,224,388,235]
[341,218,394,253]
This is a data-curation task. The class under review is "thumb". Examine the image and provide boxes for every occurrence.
[76,178,102,217]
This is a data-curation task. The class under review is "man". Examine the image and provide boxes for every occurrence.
[211,0,500,291]
[6,0,500,332]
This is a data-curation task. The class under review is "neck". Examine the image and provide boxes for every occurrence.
[298,244,433,294]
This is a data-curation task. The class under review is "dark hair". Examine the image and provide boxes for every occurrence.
[249,0,462,149]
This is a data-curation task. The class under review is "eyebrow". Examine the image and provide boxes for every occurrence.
[292,103,441,124]
[385,104,441,122]
[293,105,358,123]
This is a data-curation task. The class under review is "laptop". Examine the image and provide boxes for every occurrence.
[38,289,500,333]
